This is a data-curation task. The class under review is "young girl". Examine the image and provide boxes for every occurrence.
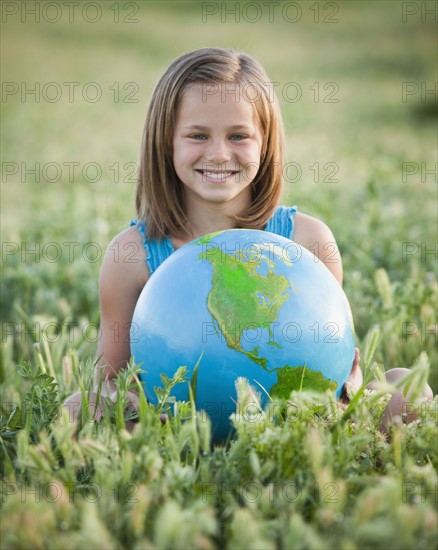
[64,48,431,427]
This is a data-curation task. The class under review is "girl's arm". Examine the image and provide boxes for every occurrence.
[63,227,148,422]
[95,226,148,386]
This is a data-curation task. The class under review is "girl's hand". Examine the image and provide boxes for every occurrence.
[340,347,363,404]
[63,390,105,423]
[105,378,168,427]
[63,381,167,429]
[104,378,140,413]
[62,379,140,424]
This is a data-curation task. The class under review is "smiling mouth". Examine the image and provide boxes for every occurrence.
[196,169,238,182]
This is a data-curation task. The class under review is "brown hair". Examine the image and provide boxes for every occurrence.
[136,47,285,240]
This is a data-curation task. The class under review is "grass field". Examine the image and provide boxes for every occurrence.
[1,1,437,548]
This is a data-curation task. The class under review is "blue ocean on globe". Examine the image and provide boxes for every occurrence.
[131,229,355,441]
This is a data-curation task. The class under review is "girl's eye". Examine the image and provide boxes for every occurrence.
[230,134,246,141]
[190,134,207,140]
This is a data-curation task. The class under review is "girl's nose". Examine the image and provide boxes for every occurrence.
[205,139,231,163]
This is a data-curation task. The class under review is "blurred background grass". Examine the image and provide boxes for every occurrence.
[1,1,437,389]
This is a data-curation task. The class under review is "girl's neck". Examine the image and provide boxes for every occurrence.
[188,210,236,239]
[173,198,248,247]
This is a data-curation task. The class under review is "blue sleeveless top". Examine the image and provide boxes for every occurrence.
[130,205,297,275]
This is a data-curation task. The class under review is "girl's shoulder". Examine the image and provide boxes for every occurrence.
[111,224,144,243]
[292,211,336,249]
[292,211,343,284]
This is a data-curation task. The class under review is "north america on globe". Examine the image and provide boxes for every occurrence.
[197,232,292,370]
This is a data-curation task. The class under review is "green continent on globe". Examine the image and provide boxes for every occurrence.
[197,237,291,369]
[270,366,338,399]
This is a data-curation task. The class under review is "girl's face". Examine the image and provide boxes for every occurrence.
[172,83,263,213]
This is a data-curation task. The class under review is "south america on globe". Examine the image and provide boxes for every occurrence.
[131,229,355,441]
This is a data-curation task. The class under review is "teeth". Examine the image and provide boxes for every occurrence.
[203,171,234,178]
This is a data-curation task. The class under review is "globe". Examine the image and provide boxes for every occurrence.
[131,229,355,441]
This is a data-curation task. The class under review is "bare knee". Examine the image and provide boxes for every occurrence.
[367,367,433,431]
[63,390,103,423]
